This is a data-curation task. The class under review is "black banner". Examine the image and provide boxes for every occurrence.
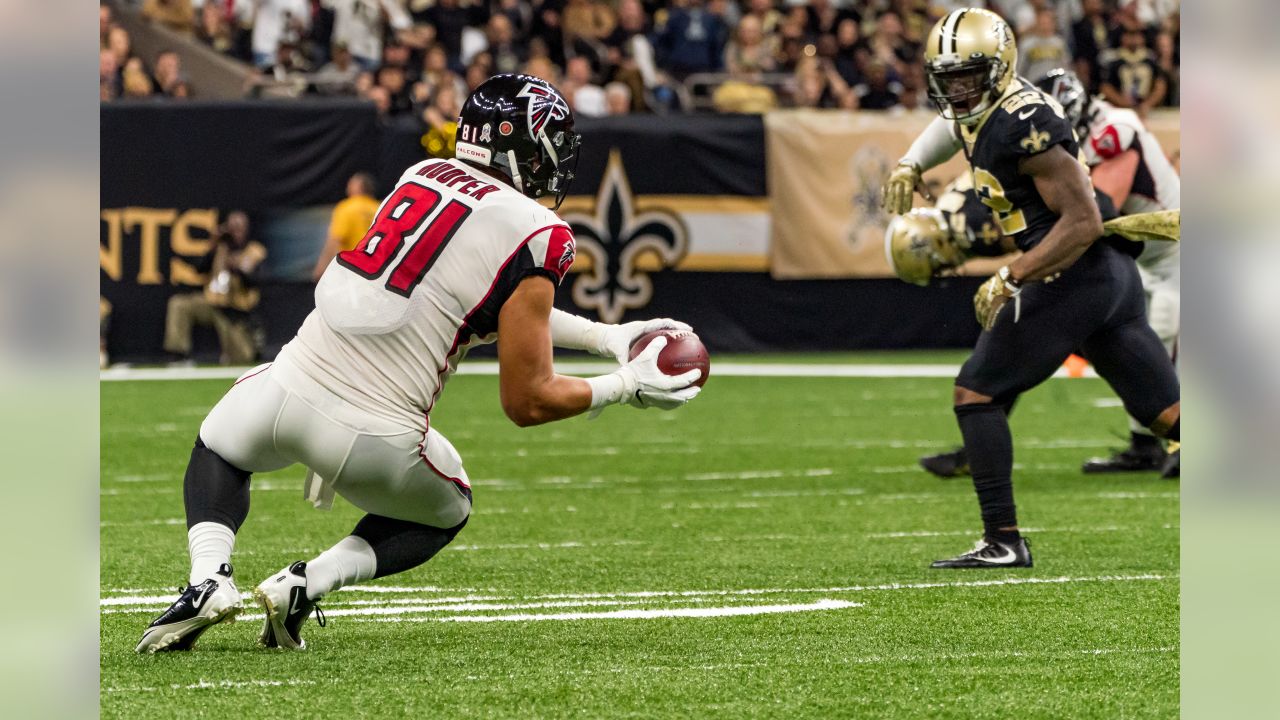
[101,104,978,363]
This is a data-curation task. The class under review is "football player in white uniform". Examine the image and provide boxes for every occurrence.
[1036,68,1180,477]
[136,75,703,653]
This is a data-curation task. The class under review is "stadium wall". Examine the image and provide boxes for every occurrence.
[100,103,1178,361]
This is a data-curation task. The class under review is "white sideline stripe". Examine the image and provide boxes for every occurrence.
[102,574,1171,611]
[104,679,315,693]
[369,599,863,623]
[100,362,1099,381]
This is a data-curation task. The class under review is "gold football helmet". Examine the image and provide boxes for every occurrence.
[923,8,1017,125]
[884,208,968,286]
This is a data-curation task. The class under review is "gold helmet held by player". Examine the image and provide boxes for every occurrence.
[923,8,1017,125]
[884,208,967,286]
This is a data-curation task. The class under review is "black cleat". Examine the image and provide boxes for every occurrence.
[136,563,242,653]
[1160,448,1180,479]
[1081,444,1166,473]
[931,537,1033,569]
[254,561,326,649]
[920,447,970,478]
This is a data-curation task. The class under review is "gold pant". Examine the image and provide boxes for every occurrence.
[163,293,257,364]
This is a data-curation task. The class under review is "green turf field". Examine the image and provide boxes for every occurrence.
[100,357,1178,719]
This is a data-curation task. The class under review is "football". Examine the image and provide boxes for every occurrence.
[628,329,710,388]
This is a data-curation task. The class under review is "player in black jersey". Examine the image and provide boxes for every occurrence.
[881,8,1180,568]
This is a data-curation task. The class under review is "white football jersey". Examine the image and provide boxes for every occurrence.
[273,158,576,431]
[1080,101,1179,214]
[1079,100,1180,264]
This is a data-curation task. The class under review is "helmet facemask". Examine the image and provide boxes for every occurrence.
[926,57,1004,125]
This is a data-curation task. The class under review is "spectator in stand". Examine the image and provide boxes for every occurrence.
[1101,25,1166,118]
[1072,0,1111,92]
[986,0,1036,33]
[603,0,659,90]
[122,58,156,98]
[793,56,853,110]
[255,40,310,97]
[523,54,561,85]
[743,0,781,36]
[100,48,121,101]
[654,0,729,80]
[724,14,777,77]
[153,50,191,98]
[142,0,197,35]
[852,59,902,110]
[312,172,379,281]
[832,17,864,87]
[563,0,616,47]
[867,12,916,78]
[313,41,363,95]
[413,0,490,68]
[251,0,311,69]
[107,25,133,68]
[1155,28,1177,106]
[563,56,607,117]
[485,14,526,75]
[375,64,414,115]
[365,84,393,115]
[326,0,413,72]
[420,82,462,157]
[414,43,467,102]
[1019,7,1071,83]
[197,2,238,55]
[100,3,114,47]
[605,81,632,115]
[163,211,267,366]
[804,0,857,42]
[464,56,489,91]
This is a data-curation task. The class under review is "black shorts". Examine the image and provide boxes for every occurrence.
[956,241,1179,427]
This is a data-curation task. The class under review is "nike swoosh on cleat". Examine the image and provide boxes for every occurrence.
[193,583,213,610]
[288,590,304,618]
[982,546,1019,564]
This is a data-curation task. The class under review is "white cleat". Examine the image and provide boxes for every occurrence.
[136,563,242,653]
[254,561,325,650]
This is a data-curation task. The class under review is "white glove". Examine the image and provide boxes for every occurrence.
[596,317,692,364]
[587,336,702,412]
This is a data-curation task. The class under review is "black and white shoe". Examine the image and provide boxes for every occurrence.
[1081,444,1166,473]
[136,563,242,653]
[254,561,326,650]
[919,447,970,479]
[930,537,1033,569]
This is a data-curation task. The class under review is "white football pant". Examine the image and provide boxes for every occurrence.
[199,363,472,528]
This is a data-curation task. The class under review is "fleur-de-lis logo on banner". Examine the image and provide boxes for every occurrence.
[561,150,688,323]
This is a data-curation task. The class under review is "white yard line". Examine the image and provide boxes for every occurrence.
[103,574,1171,615]
[101,362,1099,382]
[103,679,315,693]
[372,599,864,623]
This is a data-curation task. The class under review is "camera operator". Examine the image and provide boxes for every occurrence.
[163,211,267,365]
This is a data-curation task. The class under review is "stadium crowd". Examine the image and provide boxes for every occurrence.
[102,1,1179,117]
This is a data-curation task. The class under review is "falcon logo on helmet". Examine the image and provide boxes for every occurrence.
[518,82,570,137]
[454,74,582,210]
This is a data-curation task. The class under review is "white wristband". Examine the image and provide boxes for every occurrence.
[585,369,635,410]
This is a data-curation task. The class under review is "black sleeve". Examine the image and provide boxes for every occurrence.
[1004,101,1075,159]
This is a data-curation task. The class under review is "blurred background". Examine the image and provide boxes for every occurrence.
[98,0,1180,366]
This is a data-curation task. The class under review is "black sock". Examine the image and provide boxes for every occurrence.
[955,403,1018,538]
[183,436,251,532]
[352,511,470,578]
[1131,431,1162,452]
[1165,418,1179,442]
